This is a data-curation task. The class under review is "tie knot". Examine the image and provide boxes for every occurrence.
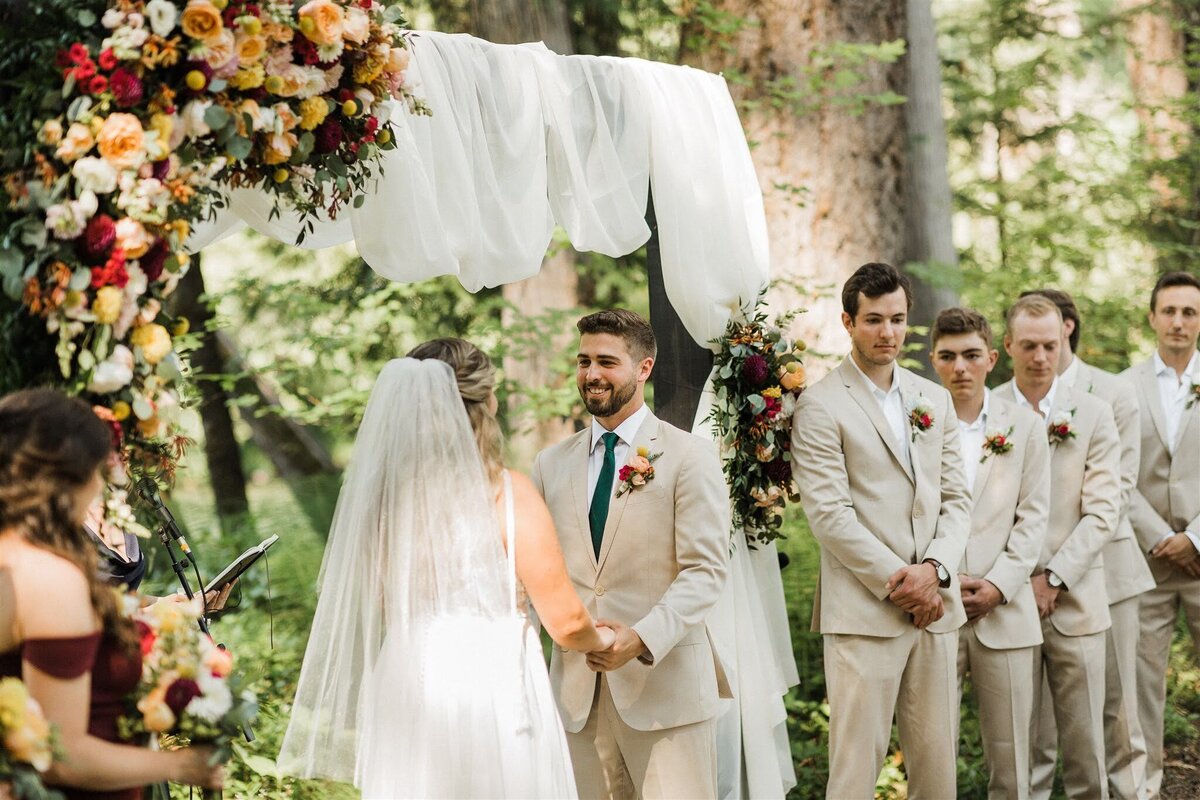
[602,431,619,453]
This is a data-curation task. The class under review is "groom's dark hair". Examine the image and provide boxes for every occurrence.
[842,262,912,320]
[577,309,657,361]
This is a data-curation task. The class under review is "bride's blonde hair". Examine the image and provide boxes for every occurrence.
[406,338,504,488]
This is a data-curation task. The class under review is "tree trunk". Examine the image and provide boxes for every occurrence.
[468,0,581,467]
[1122,0,1189,169]
[170,256,251,529]
[679,0,910,378]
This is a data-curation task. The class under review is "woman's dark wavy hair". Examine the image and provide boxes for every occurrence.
[0,388,134,649]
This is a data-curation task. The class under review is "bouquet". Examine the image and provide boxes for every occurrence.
[119,599,257,767]
[0,678,62,800]
[706,291,807,546]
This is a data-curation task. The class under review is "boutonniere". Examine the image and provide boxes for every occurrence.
[1187,381,1199,410]
[616,447,662,496]
[1048,408,1077,446]
[907,396,935,442]
[980,426,1015,462]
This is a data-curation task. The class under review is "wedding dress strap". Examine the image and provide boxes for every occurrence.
[502,470,517,613]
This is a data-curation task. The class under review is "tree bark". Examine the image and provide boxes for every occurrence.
[170,256,251,528]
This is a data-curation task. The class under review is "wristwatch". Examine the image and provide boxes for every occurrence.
[1046,570,1065,590]
[924,559,951,588]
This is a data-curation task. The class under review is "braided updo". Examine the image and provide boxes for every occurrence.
[0,389,133,648]
[406,338,504,489]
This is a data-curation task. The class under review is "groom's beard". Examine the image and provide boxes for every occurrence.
[580,378,637,418]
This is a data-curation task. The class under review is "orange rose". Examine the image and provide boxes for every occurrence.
[96,114,145,170]
[628,455,651,472]
[235,32,267,65]
[298,0,344,45]
[780,368,805,392]
[138,691,176,733]
[386,46,410,74]
[180,0,224,44]
[55,122,95,162]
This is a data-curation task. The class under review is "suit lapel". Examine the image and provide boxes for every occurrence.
[972,398,1006,500]
[1048,382,1076,463]
[569,430,599,571]
[1177,390,1198,453]
[597,414,661,575]
[1139,359,1172,453]
[839,360,915,484]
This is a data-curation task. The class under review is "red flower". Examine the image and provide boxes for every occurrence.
[81,214,117,261]
[89,75,109,95]
[164,678,203,715]
[1055,425,1069,436]
[140,239,169,282]
[74,60,97,82]
[741,354,769,387]
[98,48,117,71]
[136,620,156,656]
[69,42,89,64]
[364,116,379,135]
[765,457,792,485]
[90,248,129,289]
[293,36,320,66]
[919,414,932,427]
[314,119,344,154]
[764,395,782,418]
[110,68,144,108]
[618,466,633,482]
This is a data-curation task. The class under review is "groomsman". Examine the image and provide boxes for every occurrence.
[792,263,971,798]
[1023,289,1153,800]
[1123,271,1200,800]
[930,307,1050,800]
[995,294,1120,799]
[532,309,732,800]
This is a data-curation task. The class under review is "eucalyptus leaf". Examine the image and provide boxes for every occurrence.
[227,136,253,161]
[748,394,766,414]
[77,9,96,26]
[204,104,231,131]
[70,267,92,291]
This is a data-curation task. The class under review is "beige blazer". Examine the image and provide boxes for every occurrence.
[995,380,1120,636]
[531,411,732,733]
[961,395,1049,650]
[1074,360,1155,603]
[791,359,972,637]
[1123,357,1200,584]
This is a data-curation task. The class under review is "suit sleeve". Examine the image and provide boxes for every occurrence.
[791,392,907,599]
[922,388,972,573]
[632,436,730,665]
[983,416,1050,601]
[1110,378,1142,524]
[530,451,546,498]
[1046,404,1121,588]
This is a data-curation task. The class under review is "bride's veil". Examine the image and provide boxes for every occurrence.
[277,358,511,783]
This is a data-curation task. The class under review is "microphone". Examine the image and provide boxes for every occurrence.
[137,477,196,565]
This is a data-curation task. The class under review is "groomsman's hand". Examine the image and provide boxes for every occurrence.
[885,563,939,613]
[1151,533,1199,569]
[960,576,1003,623]
[911,594,945,630]
[586,619,647,672]
[1031,573,1059,618]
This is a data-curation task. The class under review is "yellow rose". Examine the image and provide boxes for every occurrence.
[92,286,124,324]
[230,64,265,90]
[115,217,152,258]
[180,0,224,44]
[636,446,649,458]
[96,114,145,170]
[297,0,344,45]
[297,96,329,131]
[4,710,51,770]
[55,122,95,162]
[130,323,172,365]
[235,32,267,65]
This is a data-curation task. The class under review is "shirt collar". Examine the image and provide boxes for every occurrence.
[960,389,990,431]
[591,403,650,452]
[849,356,902,401]
[1013,376,1058,415]
[1154,349,1200,383]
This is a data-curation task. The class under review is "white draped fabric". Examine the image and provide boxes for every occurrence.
[188,31,769,347]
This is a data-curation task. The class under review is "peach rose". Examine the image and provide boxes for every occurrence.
[203,28,237,69]
[628,455,651,472]
[115,217,152,258]
[386,46,410,74]
[180,0,224,44]
[55,122,95,162]
[342,6,370,44]
[780,366,805,391]
[262,131,298,165]
[630,472,646,486]
[235,32,267,65]
[298,0,344,45]
[205,647,233,678]
[137,690,176,733]
[96,114,145,170]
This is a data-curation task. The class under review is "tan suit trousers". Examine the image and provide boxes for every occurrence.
[568,675,718,800]
[1137,571,1200,800]
[957,625,1036,800]
[825,629,958,800]
[1029,623,1109,800]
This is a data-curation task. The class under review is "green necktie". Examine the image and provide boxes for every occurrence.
[589,432,619,558]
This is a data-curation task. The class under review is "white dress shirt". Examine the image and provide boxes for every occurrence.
[849,357,911,468]
[1154,350,1199,456]
[957,390,991,490]
[1010,377,1059,419]
[588,402,651,505]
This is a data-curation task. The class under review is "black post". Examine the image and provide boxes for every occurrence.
[645,191,714,431]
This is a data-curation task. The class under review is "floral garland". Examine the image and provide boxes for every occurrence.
[706,293,806,546]
[0,678,61,800]
[0,0,423,522]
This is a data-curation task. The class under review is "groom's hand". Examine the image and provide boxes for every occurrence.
[585,619,647,672]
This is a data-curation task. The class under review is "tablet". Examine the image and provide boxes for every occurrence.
[203,534,279,595]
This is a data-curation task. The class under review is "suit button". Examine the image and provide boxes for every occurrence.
[913,507,924,519]
[595,586,606,597]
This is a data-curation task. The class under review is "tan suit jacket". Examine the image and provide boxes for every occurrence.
[532,411,732,733]
[1074,359,1155,603]
[995,380,1120,636]
[1124,357,1200,582]
[792,359,972,636]
[961,395,1050,650]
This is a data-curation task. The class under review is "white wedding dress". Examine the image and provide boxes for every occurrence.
[278,360,577,798]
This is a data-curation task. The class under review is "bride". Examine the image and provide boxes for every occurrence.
[278,339,614,798]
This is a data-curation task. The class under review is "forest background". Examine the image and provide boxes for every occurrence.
[127,0,1200,797]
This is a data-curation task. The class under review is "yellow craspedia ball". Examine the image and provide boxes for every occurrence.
[239,16,262,35]
[185,70,207,91]
[130,323,172,365]
[211,0,228,9]
[298,15,315,35]
[263,75,284,94]
[376,128,391,144]
[92,286,123,325]
[273,167,289,183]
[341,99,358,117]
[172,318,190,336]
[112,401,132,421]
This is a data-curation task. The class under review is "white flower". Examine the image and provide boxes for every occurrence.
[317,39,345,63]
[44,202,88,239]
[189,670,234,723]
[125,11,145,29]
[88,345,135,393]
[76,189,99,218]
[72,157,119,194]
[102,7,125,28]
[181,99,213,140]
[102,26,149,60]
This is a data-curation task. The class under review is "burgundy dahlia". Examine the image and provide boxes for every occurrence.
[151,159,171,181]
[110,68,144,108]
[164,678,202,715]
[139,239,169,282]
[314,119,344,154]
[741,354,769,387]
[80,214,116,261]
[765,457,792,485]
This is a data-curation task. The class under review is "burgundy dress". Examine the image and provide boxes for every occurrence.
[0,633,143,800]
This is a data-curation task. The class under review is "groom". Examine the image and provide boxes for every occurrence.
[532,309,732,800]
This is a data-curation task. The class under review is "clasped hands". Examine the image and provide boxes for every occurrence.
[1151,532,1200,578]
[885,563,943,629]
[585,619,647,673]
